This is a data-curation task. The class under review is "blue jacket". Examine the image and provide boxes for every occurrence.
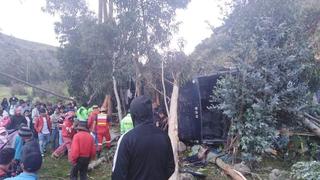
[13,136,23,161]
[5,172,38,180]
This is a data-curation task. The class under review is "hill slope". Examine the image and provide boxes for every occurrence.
[0,33,61,85]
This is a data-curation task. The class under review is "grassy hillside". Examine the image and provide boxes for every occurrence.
[0,33,61,85]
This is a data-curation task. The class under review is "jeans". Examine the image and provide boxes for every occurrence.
[38,133,50,155]
[70,157,90,180]
[51,127,59,150]
[59,129,63,145]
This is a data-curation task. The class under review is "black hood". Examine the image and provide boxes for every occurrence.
[130,96,153,126]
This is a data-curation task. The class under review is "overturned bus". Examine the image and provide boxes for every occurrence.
[178,71,233,145]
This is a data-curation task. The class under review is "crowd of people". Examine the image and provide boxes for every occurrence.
[0,95,174,180]
[0,96,113,180]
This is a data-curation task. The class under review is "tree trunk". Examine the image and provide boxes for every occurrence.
[102,95,113,118]
[162,60,169,115]
[120,88,127,115]
[98,0,103,24]
[113,75,123,121]
[133,56,143,97]
[168,79,179,180]
[108,0,113,19]
[103,0,107,23]
[155,90,160,106]
[107,95,113,118]
[101,95,109,109]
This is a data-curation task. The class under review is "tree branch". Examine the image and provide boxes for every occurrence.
[162,60,170,115]
[0,71,73,101]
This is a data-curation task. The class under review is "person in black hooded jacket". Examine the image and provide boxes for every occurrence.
[6,107,27,131]
[112,96,175,180]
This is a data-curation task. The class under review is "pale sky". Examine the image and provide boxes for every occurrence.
[0,0,223,54]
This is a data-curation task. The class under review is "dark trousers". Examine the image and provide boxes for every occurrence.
[70,157,90,180]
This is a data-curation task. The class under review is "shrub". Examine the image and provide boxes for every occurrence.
[291,161,320,180]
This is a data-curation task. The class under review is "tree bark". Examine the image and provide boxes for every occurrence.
[120,88,127,115]
[134,57,143,97]
[113,75,123,121]
[102,95,113,118]
[162,60,169,115]
[101,95,109,109]
[108,0,113,19]
[168,79,179,180]
[107,95,112,118]
[98,0,103,24]
[103,0,108,23]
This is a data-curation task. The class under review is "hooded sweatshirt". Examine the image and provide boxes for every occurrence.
[112,96,175,180]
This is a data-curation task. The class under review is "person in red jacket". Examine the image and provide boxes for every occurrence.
[87,105,99,133]
[52,111,75,160]
[95,108,111,157]
[70,121,96,180]
[34,108,51,157]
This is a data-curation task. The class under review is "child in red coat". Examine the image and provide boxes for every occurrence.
[70,121,96,180]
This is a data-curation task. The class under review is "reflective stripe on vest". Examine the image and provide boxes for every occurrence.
[97,114,108,127]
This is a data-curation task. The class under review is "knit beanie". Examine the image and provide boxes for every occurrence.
[21,151,42,172]
[19,125,32,138]
[0,148,15,165]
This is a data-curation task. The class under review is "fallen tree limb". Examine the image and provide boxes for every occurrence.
[208,153,247,180]
[304,113,320,125]
[302,118,320,138]
[88,157,106,171]
[284,132,316,137]
[0,71,73,101]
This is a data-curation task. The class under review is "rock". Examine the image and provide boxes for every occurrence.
[178,141,187,152]
[180,173,194,180]
[191,145,201,155]
[269,169,281,180]
[206,152,216,163]
[234,162,251,175]
[269,169,290,180]
[88,157,106,171]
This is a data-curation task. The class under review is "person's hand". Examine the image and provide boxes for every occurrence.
[11,159,19,166]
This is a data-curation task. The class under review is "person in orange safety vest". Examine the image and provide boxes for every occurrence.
[94,107,111,157]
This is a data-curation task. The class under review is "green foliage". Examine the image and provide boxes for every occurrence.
[164,51,191,84]
[291,161,320,180]
[114,0,189,55]
[44,0,117,102]
[44,0,191,102]
[57,21,117,102]
[278,135,320,162]
[209,0,320,162]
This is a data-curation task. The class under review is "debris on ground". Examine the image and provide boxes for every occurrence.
[268,169,289,180]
